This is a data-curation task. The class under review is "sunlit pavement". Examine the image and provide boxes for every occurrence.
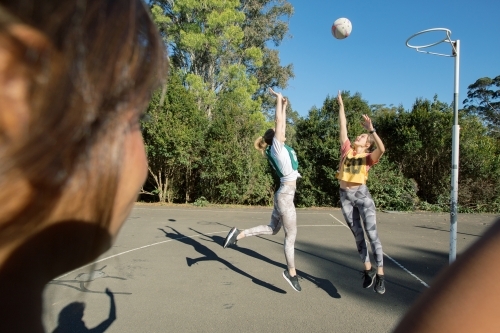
[43,205,497,333]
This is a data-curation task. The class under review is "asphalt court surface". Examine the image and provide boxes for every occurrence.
[43,205,499,333]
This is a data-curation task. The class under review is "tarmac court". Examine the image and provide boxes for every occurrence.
[43,205,498,333]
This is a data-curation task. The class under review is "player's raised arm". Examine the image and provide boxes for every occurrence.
[281,97,288,136]
[338,90,348,144]
[269,88,285,142]
[361,114,385,162]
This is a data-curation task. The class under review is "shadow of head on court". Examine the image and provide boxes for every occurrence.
[52,288,116,333]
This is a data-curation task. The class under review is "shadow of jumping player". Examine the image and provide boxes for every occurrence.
[189,227,341,298]
[158,226,286,294]
[52,288,116,333]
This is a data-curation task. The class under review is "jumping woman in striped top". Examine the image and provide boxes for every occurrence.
[336,90,387,294]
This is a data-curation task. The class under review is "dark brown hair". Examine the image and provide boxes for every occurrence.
[0,0,167,241]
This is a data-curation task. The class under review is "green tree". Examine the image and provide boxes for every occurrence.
[146,0,295,206]
[294,92,370,207]
[367,158,419,211]
[455,114,500,212]
[294,92,417,210]
[199,90,273,204]
[463,75,500,134]
[375,97,453,205]
[150,0,294,117]
[141,71,208,203]
[374,95,500,213]
[240,0,294,112]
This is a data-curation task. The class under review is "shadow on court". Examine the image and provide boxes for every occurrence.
[158,226,287,294]
[52,289,116,333]
[213,222,424,295]
[188,227,341,298]
[414,225,482,237]
[43,207,497,333]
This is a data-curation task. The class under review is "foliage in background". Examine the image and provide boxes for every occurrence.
[463,75,500,136]
[143,6,499,213]
[150,0,294,117]
[367,158,419,211]
[374,97,453,205]
[199,90,274,205]
[294,91,418,211]
[455,114,500,212]
[239,0,294,112]
[141,71,208,203]
[374,94,500,213]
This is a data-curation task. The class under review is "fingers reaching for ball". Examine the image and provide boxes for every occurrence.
[337,90,343,105]
[361,114,374,131]
[269,87,281,98]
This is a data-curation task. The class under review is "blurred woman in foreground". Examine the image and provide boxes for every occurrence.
[393,217,500,333]
[0,1,166,332]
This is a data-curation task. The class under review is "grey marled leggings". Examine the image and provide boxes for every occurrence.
[243,184,297,269]
[340,185,384,267]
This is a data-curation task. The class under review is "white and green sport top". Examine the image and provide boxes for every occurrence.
[265,137,301,183]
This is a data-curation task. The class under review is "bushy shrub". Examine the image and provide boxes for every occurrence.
[367,158,419,211]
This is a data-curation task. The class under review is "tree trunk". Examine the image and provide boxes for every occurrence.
[163,176,170,203]
[185,163,191,203]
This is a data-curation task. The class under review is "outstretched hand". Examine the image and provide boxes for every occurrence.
[269,87,282,99]
[337,90,343,106]
[361,114,374,132]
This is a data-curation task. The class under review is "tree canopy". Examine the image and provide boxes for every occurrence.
[150,0,293,117]
[141,4,499,213]
[463,75,500,135]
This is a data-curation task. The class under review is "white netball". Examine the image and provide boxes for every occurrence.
[331,18,352,40]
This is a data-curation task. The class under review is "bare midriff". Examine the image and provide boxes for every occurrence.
[340,180,363,190]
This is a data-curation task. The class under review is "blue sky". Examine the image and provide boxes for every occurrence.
[278,0,500,117]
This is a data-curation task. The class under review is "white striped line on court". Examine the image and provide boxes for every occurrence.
[384,253,429,288]
[298,225,345,227]
[132,206,338,215]
[56,209,429,289]
[329,214,348,228]
[53,223,341,281]
[329,213,430,288]
[53,231,227,280]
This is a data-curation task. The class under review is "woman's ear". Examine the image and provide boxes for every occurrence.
[363,136,370,147]
[0,24,51,142]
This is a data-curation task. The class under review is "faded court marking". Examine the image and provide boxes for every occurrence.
[329,213,430,288]
[49,265,131,294]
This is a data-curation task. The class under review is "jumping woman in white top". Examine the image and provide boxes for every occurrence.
[223,88,302,292]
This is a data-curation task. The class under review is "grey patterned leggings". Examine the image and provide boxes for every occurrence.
[243,184,297,270]
[340,185,384,267]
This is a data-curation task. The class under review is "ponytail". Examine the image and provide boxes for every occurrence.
[254,128,275,155]
[254,136,268,155]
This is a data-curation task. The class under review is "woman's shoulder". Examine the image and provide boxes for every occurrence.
[271,137,285,151]
[341,139,351,149]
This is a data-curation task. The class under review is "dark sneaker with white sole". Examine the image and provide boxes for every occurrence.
[361,267,376,288]
[374,274,386,294]
[223,227,240,248]
[282,270,301,292]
